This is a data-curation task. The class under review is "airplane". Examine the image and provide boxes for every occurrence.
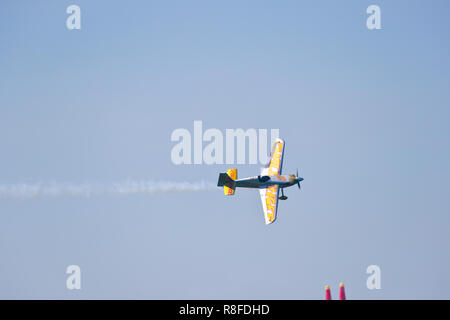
[217,138,303,224]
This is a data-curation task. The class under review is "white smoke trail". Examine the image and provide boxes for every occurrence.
[0,180,216,199]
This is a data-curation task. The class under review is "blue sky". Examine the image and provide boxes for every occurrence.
[0,0,450,299]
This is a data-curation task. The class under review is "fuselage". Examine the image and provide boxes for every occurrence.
[234,174,304,189]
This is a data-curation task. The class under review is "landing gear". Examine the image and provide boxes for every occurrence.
[278,188,288,200]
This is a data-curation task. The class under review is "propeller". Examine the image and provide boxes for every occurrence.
[296,168,301,189]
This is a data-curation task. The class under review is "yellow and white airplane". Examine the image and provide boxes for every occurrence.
[217,139,303,224]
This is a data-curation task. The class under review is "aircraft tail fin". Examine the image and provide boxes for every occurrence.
[217,169,237,195]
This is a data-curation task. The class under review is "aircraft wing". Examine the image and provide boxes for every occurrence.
[259,185,279,224]
[261,138,285,176]
[259,139,284,224]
